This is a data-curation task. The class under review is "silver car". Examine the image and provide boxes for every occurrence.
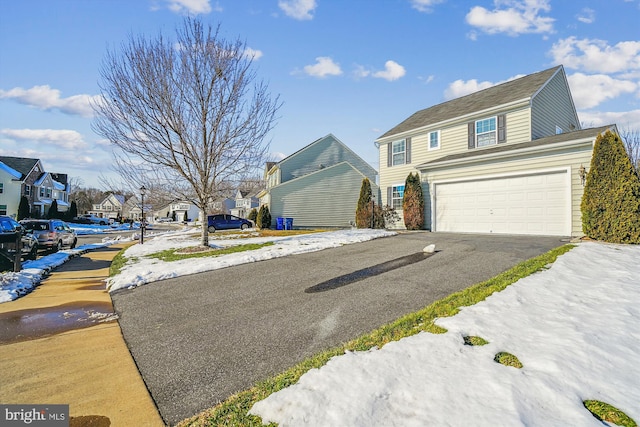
[20,219,77,253]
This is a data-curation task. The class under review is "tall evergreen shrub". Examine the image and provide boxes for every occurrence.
[257,205,272,229]
[67,200,78,221]
[403,172,424,230]
[355,178,373,228]
[17,196,30,220]
[247,208,258,223]
[47,200,59,219]
[581,130,640,243]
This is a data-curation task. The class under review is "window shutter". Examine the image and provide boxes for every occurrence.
[387,143,392,167]
[468,122,475,149]
[405,137,412,164]
[497,114,506,144]
[387,187,392,206]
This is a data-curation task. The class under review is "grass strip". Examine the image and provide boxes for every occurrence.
[584,400,637,427]
[178,244,574,427]
[148,242,275,262]
[494,351,523,368]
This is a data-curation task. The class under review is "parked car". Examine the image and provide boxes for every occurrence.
[20,219,77,252]
[207,214,253,232]
[75,214,110,225]
[0,215,39,262]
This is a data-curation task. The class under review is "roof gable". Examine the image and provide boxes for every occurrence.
[378,66,563,140]
[0,156,42,180]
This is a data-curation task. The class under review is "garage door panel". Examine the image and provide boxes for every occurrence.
[435,170,569,236]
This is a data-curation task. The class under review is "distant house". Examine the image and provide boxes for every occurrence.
[152,201,201,222]
[0,156,70,218]
[376,65,615,236]
[258,134,378,228]
[90,193,125,220]
[230,189,260,219]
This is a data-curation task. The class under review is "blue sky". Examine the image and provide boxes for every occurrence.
[1,0,639,189]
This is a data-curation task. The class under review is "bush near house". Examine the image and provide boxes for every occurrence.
[248,208,258,224]
[581,130,640,243]
[17,196,30,221]
[257,205,271,229]
[403,172,424,230]
[355,178,374,228]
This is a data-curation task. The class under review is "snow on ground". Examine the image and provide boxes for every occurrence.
[106,228,395,292]
[249,242,640,427]
[0,227,395,301]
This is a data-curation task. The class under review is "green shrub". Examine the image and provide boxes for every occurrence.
[355,178,374,228]
[247,208,258,224]
[257,205,271,229]
[581,130,640,243]
[403,172,424,230]
[17,196,30,220]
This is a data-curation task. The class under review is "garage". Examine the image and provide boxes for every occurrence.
[434,169,570,236]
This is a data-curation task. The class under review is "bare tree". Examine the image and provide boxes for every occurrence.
[92,19,280,246]
[620,127,640,177]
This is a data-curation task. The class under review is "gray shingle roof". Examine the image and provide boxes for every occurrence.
[417,125,613,169]
[0,156,40,180]
[378,66,562,140]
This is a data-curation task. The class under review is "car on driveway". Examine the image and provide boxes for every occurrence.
[0,215,38,263]
[73,214,111,225]
[20,219,77,252]
[207,214,253,232]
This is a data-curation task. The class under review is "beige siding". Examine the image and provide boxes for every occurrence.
[270,162,377,228]
[532,71,579,139]
[420,143,593,236]
[504,107,531,144]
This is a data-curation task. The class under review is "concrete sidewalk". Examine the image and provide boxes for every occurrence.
[0,244,164,427]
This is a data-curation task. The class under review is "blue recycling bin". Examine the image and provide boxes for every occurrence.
[276,217,284,230]
[285,217,294,230]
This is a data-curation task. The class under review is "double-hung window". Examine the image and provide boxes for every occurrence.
[429,131,440,150]
[392,139,406,166]
[476,117,497,147]
[0,183,3,194]
[391,185,405,210]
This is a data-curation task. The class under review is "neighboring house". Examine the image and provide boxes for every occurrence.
[0,156,70,218]
[376,65,615,237]
[230,189,260,219]
[152,200,201,222]
[90,193,125,220]
[209,197,235,216]
[259,134,378,228]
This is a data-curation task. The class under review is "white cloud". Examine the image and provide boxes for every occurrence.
[0,85,100,118]
[243,47,263,60]
[576,7,595,24]
[567,73,637,110]
[0,129,88,150]
[465,0,554,36]
[372,61,406,81]
[279,0,317,20]
[550,37,640,74]
[578,109,640,131]
[410,0,445,13]
[165,0,212,15]
[444,73,525,100]
[303,57,343,78]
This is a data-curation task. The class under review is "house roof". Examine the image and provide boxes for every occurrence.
[378,66,563,141]
[416,125,614,169]
[0,156,40,180]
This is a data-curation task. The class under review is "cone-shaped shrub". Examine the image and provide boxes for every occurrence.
[247,208,258,224]
[18,196,30,220]
[257,205,272,229]
[403,172,424,230]
[355,178,373,228]
[581,130,640,243]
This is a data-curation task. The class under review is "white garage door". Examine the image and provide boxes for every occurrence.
[434,170,569,236]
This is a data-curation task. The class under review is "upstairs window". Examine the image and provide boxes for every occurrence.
[387,138,412,167]
[429,131,440,150]
[476,117,497,147]
[24,185,30,196]
[0,183,3,194]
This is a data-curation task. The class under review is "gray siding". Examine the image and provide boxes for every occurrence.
[269,162,377,228]
[531,70,579,140]
[279,135,376,183]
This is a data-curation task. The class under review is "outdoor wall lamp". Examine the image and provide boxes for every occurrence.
[140,185,146,244]
[578,165,588,186]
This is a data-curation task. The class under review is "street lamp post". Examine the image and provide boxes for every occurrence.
[140,185,146,244]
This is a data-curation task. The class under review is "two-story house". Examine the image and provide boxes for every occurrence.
[230,190,260,219]
[0,156,70,218]
[376,65,615,237]
[90,193,125,220]
[259,134,379,228]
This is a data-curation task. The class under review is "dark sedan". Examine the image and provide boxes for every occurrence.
[207,214,253,232]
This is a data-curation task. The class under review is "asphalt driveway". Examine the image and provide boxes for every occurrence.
[111,232,566,425]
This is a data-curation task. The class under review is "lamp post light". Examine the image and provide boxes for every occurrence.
[140,185,146,244]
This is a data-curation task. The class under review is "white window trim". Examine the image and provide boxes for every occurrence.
[391,139,406,166]
[428,130,440,150]
[475,116,497,148]
[391,184,405,210]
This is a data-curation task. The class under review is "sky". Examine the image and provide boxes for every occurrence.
[1,226,638,425]
[1,0,639,190]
